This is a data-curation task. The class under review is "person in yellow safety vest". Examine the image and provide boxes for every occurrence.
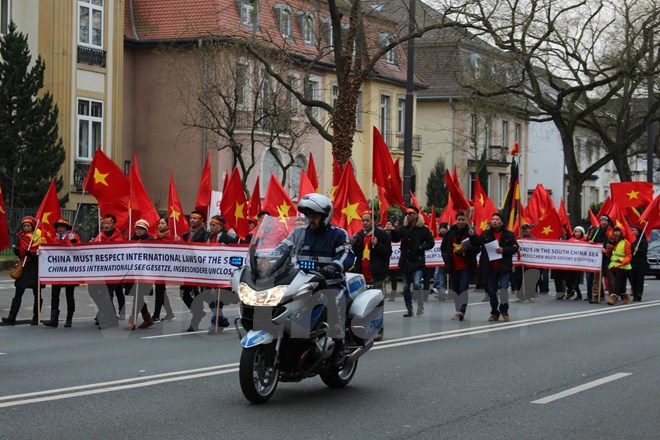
[606,227,632,305]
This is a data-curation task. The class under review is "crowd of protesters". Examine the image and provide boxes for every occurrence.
[1,207,653,334]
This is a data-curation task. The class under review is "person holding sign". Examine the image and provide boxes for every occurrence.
[469,212,519,322]
[180,210,210,332]
[153,217,176,322]
[441,212,477,321]
[124,219,155,330]
[606,227,632,305]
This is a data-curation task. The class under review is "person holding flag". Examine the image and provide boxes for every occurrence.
[180,209,210,332]
[2,216,46,325]
[42,219,80,328]
[606,227,632,305]
[628,225,648,302]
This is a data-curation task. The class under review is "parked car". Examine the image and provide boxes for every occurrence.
[648,240,660,279]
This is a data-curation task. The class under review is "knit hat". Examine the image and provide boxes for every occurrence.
[573,226,585,235]
[53,218,73,230]
[134,219,149,230]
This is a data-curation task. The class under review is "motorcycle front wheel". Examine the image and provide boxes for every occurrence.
[239,344,279,404]
[320,358,358,388]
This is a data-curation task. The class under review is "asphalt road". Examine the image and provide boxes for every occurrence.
[1,275,659,439]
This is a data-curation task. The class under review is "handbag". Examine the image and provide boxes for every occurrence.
[10,263,23,280]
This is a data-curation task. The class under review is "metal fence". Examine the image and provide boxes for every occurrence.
[2,204,101,251]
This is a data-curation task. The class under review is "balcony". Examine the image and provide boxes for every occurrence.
[382,132,422,153]
[73,160,91,191]
[77,46,106,68]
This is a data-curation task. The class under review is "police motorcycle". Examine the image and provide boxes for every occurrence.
[230,215,384,403]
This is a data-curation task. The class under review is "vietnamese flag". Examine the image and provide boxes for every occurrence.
[82,147,130,230]
[430,206,438,238]
[610,181,653,208]
[332,162,370,236]
[35,179,61,244]
[596,197,612,220]
[472,177,498,234]
[0,180,9,251]
[298,169,316,199]
[438,194,456,226]
[387,158,405,208]
[377,186,389,228]
[410,191,431,225]
[195,152,213,215]
[220,167,250,240]
[307,152,320,193]
[372,127,398,191]
[129,165,159,236]
[526,184,554,225]
[639,195,660,238]
[444,170,470,212]
[331,154,342,201]
[558,199,571,233]
[607,201,635,243]
[167,170,189,239]
[589,208,598,228]
[534,206,564,240]
[247,176,261,219]
[263,173,296,220]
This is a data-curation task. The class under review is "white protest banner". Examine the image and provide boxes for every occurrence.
[39,242,249,287]
[516,239,602,272]
[389,239,444,269]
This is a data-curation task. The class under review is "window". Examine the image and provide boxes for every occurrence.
[380,95,391,135]
[287,74,299,113]
[514,123,522,142]
[300,13,315,45]
[261,148,283,193]
[501,120,509,148]
[77,98,103,160]
[1,0,9,35]
[235,62,251,110]
[305,78,319,119]
[78,0,103,48]
[380,33,396,64]
[323,20,333,49]
[485,120,492,147]
[397,98,405,134]
[240,0,256,27]
[469,113,478,146]
[332,85,339,108]
[355,91,363,131]
[498,174,507,207]
[289,154,307,199]
[278,6,292,38]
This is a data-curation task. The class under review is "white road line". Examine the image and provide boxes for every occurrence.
[384,301,488,314]
[0,352,6,355]
[0,368,239,409]
[141,330,209,339]
[531,373,632,404]
[0,363,239,403]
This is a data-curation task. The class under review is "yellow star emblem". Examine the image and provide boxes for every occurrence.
[234,201,245,223]
[542,225,553,235]
[331,185,338,201]
[277,201,291,219]
[42,212,52,224]
[169,206,180,221]
[615,220,623,229]
[0,205,4,215]
[363,241,371,260]
[479,193,485,207]
[93,168,110,186]
[341,201,360,224]
[626,190,639,200]
[480,219,488,231]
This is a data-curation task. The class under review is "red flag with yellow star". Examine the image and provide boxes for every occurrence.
[610,181,653,209]
[307,152,320,193]
[558,199,571,233]
[533,206,564,240]
[589,208,599,227]
[526,184,554,226]
[195,152,212,215]
[377,186,389,228]
[438,195,456,226]
[332,162,370,236]
[263,173,296,220]
[0,180,8,251]
[298,169,316,199]
[246,176,261,220]
[220,167,250,240]
[129,164,159,236]
[82,147,130,230]
[430,206,438,238]
[444,170,470,212]
[167,171,189,239]
[606,200,635,243]
[472,177,498,234]
[638,195,660,238]
[410,191,431,225]
[35,180,62,244]
[331,154,342,201]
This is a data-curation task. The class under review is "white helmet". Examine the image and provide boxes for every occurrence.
[298,193,333,227]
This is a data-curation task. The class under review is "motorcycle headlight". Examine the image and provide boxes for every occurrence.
[238,282,288,306]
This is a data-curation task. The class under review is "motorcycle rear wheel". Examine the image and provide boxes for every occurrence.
[320,359,358,388]
[239,345,279,404]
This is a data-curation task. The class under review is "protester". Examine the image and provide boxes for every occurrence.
[207,215,238,333]
[432,222,449,300]
[385,220,399,301]
[469,212,519,321]
[606,227,632,305]
[513,224,536,303]
[387,207,435,317]
[564,226,586,301]
[42,219,79,328]
[2,217,45,325]
[124,219,155,330]
[153,217,176,322]
[180,210,210,332]
[89,214,125,328]
[351,210,392,340]
[586,215,614,303]
[440,212,477,320]
[552,226,571,300]
[628,225,648,302]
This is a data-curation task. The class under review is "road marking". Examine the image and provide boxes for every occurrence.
[0,363,239,404]
[531,373,632,404]
[141,330,209,339]
[0,352,6,355]
[384,301,488,314]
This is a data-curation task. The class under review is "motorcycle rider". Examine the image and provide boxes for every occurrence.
[278,194,355,364]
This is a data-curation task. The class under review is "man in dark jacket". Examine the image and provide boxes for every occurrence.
[469,212,519,321]
[629,225,648,302]
[441,212,477,321]
[181,210,210,331]
[387,206,435,317]
[586,214,614,303]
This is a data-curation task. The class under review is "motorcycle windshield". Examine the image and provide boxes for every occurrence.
[248,215,306,280]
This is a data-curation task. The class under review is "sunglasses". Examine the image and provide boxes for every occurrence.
[406,212,417,215]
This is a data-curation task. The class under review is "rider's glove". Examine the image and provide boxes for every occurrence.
[320,264,339,278]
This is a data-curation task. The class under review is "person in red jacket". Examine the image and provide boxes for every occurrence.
[564,226,586,301]
[90,214,125,329]
[42,219,80,328]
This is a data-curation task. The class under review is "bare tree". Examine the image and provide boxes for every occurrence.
[173,41,312,195]
[447,0,660,220]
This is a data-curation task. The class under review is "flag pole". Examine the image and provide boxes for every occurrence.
[371,184,375,236]
[70,189,87,233]
[634,222,649,255]
[31,219,41,325]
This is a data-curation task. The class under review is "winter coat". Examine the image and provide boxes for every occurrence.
[470,227,519,274]
[390,214,435,272]
[630,235,649,272]
[440,224,478,272]
[183,227,209,243]
[351,227,393,281]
